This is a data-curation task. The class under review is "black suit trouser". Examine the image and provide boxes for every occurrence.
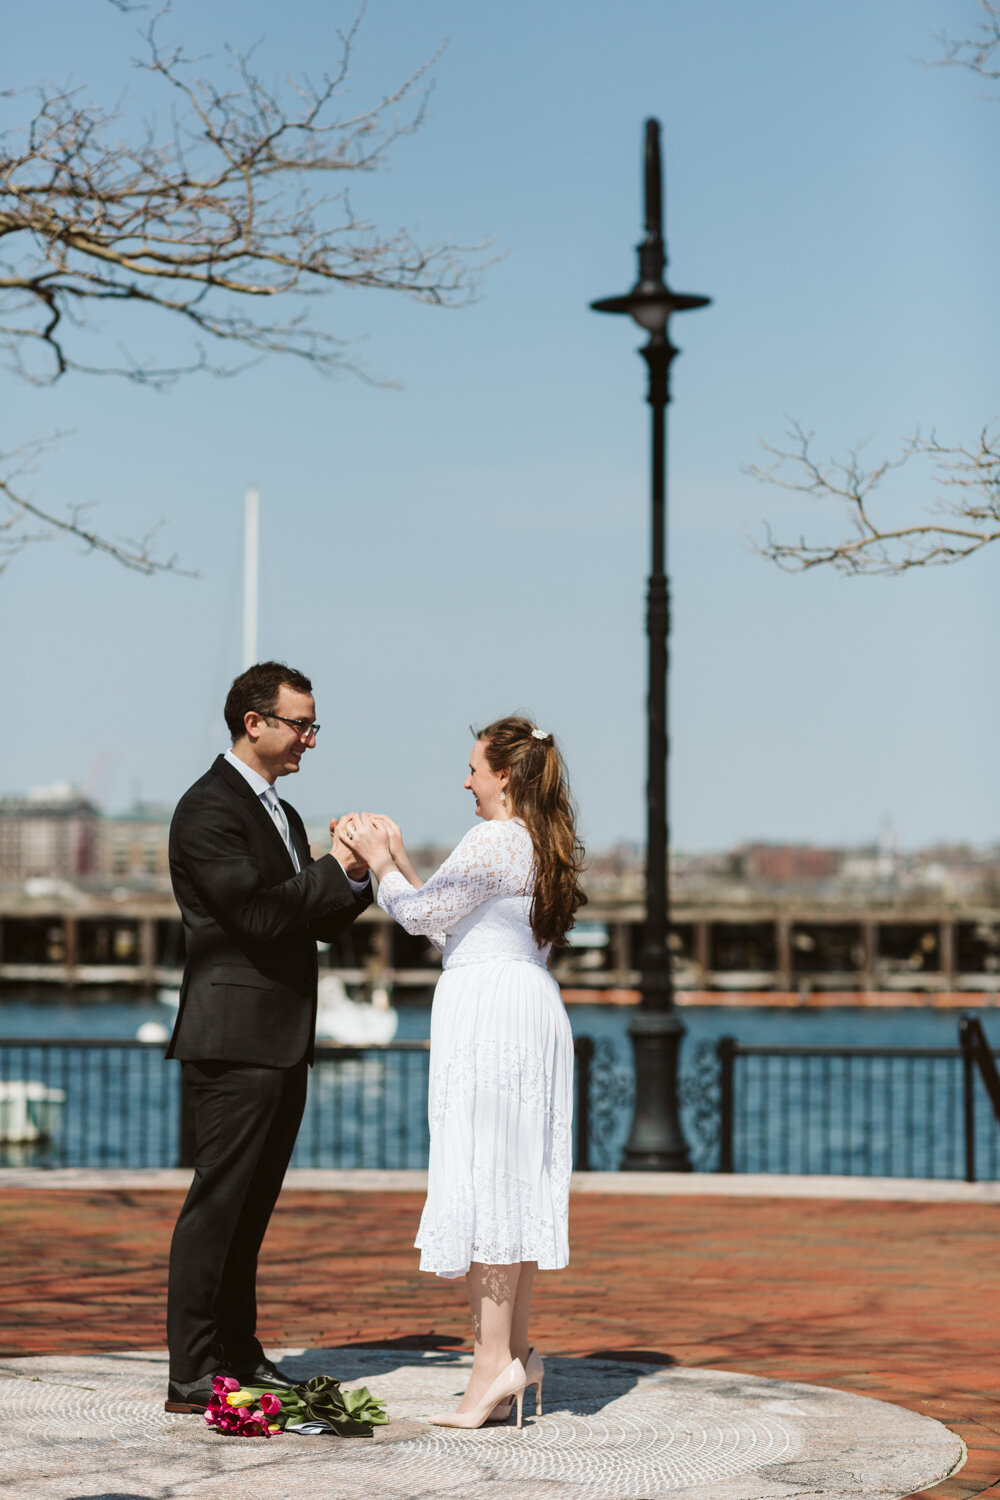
[167,1058,307,1382]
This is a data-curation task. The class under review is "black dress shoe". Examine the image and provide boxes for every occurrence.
[164,1371,228,1414]
[234,1358,297,1390]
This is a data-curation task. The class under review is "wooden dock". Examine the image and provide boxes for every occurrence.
[0,890,997,997]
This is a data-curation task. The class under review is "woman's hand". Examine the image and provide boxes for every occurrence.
[371,814,423,891]
[371,815,404,863]
[342,812,395,881]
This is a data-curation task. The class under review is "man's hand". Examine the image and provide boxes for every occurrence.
[342,812,396,882]
[331,813,369,882]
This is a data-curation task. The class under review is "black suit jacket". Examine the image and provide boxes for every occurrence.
[166,755,372,1068]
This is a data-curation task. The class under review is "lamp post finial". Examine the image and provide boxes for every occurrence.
[639,118,665,289]
[643,118,663,240]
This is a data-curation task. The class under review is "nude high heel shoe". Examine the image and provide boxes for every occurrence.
[525,1347,545,1416]
[430,1357,529,1430]
[485,1347,545,1423]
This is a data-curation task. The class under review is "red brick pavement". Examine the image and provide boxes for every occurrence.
[0,1189,996,1498]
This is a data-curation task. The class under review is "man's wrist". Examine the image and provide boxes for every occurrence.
[330,852,371,890]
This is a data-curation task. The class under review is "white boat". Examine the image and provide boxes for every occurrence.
[150,976,398,1044]
[315,975,398,1045]
[0,1080,66,1143]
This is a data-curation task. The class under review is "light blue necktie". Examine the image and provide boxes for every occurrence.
[262,787,301,872]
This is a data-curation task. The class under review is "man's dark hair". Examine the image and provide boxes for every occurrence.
[224,661,313,741]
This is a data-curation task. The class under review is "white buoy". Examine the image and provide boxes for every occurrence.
[136,1020,171,1044]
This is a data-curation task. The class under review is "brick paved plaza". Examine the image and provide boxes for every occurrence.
[0,1173,997,1499]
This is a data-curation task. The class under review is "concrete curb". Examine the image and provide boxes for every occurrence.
[1,1166,999,1202]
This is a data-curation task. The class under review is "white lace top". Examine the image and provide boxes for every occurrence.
[376,818,550,969]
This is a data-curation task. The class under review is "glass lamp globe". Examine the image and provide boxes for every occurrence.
[627,296,671,333]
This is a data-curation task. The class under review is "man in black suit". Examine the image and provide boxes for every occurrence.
[164,660,372,1412]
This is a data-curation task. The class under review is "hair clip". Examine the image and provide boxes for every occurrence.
[531,728,550,740]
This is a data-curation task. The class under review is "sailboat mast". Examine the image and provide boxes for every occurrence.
[243,487,259,669]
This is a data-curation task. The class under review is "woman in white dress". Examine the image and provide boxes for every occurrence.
[343,715,585,1429]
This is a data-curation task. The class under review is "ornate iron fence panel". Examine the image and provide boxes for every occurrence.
[584,1036,720,1172]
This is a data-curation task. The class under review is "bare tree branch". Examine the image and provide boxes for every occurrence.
[0,8,484,387]
[752,9,1000,578]
[747,421,1000,574]
[935,0,1000,79]
[0,5,486,573]
[0,435,194,575]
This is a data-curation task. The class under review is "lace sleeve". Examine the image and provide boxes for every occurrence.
[376,823,512,936]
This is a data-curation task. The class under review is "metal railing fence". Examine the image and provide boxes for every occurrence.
[0,1036,596,1172]
[4,1020,999,1179]
[0,1037,179,1169]
[716,1024,1000,1180]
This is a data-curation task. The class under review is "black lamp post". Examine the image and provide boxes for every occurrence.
[591,119,710,1170]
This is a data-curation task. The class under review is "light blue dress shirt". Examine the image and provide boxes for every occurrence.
[223,748,369,893]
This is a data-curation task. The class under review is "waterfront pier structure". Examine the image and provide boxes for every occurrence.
[0,890,997,998]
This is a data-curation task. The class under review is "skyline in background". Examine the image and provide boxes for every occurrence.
[3,0,998,852]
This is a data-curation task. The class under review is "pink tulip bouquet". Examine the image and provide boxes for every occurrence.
[205,1378,284,1437]
[204,1373,388,1438]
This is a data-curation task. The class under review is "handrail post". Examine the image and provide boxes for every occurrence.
[961,1011,1000,1123]
[574,1035,593,1172]
[718,1035,736,1173]
[960,1013,976,1183]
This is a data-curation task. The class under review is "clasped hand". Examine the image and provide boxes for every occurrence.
[330,811,401,882]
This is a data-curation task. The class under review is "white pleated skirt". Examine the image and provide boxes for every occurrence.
[415,956,574,1279]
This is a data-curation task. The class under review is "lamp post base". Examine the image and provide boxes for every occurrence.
[621,1009,692,1171]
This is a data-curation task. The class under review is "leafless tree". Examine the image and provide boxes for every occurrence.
[0,5,484,573]
[0,434,186,574]
[752,2,998,576]
[747,420,1000,575]
[937,0,1000,77]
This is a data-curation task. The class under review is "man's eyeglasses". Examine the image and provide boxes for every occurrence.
[264,715,321,738]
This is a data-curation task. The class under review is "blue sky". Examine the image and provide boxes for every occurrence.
[2,0,997,851]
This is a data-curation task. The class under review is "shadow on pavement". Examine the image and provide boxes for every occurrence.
[271,1341,675,1419]
[588,1348,677,1365]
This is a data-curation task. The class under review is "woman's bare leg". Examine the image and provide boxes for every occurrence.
[509,1260,536,1367]
[457,1261,521,1413]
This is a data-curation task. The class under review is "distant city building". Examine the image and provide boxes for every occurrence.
[97,803,172,886]
[739,843,840,889]
[0,783,99,882]
[585,842,646,896]
[1,780,997,907]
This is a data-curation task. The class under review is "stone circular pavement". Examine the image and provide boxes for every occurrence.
[0,1346,964,1500]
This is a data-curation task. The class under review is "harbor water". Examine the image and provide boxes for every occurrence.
[0,991,995,1175]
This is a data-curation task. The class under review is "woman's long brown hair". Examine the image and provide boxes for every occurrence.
[475,715,587,947]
